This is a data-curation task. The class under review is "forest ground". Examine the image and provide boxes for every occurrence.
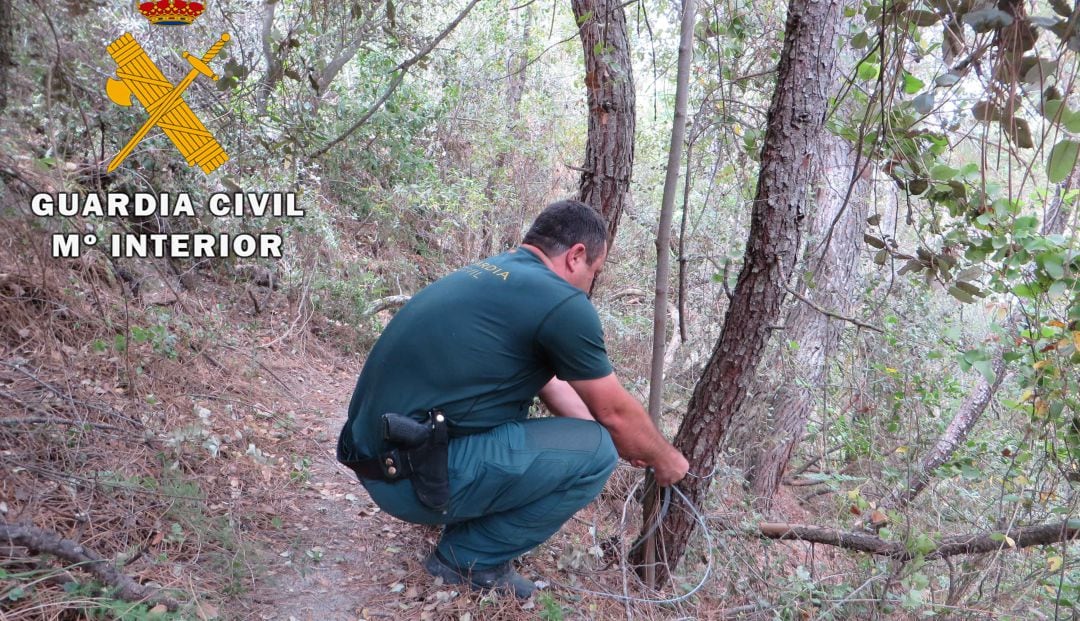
[227,337,819,621]
[233,346,690,621]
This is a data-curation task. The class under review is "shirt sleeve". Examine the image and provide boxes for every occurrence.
[535,293,613,381]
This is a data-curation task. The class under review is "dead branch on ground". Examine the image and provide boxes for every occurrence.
[759,521,1080,561]
[1,522,183,611]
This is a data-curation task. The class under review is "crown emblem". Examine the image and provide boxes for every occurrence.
[138,0,205,26]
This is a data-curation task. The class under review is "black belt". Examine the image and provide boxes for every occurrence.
[340,452,410,482]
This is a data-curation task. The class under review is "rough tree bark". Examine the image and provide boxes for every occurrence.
[883,165,1077,509]
[571,0,635,246]
[0,0,12,111]
[747,134,870,511]
[656,0,843,575]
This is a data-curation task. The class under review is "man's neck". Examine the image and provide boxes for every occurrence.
[520,244,556,271]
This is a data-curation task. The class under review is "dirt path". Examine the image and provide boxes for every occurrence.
[240,358,495,621]
[231,353,700,621]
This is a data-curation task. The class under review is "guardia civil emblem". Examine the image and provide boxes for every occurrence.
[104,33,230,173]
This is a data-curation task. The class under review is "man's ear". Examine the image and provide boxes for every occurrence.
[567,242,588,270]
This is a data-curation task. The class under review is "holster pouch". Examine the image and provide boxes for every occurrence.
[381,410,450,513]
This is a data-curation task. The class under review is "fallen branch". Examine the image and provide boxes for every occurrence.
[1,522,183,611]
[759,521,1080,561]
[363,294,411,316]
[0,416,124,432]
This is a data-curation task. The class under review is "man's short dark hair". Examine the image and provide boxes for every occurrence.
[523,200,608,264]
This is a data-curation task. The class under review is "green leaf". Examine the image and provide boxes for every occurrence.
[851,31,870,49]
[864,234,887,249]
[1002,117,1034,148]
[1043,98,1065,121]
[930,164,959,181]
[1047,140,1079,183]
[962,8,1014,33]
[858,61,880,81]
[902,72,925,94]
[1065,114,1080,133]
[973,359,996,383]
[972,101,1002,122]
[948,285,975,304]
[914,92,935,115]
[576,10,594,25]
[1021,57,1057,85]
[1041,252,1066,279]
[935,73,961,87]
[955,281,982,296]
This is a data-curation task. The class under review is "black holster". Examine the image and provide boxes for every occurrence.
[381,410,450,512]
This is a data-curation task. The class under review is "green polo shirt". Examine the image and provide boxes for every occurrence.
[337,247,613,461]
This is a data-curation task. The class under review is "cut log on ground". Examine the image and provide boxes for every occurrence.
[759,521,1080,561]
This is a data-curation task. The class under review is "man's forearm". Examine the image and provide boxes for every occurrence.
[538,377,595,420]
[597,396,676,463]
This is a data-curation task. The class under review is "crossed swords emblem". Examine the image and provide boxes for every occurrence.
[105,33,230,174]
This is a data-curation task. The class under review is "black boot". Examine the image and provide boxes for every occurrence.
[424,550,536,599]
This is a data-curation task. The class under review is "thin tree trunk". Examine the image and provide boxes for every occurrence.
[0,0,11,111]
[883,165,1078,508]
[884,356,1007,508]
[256,0,284,115]
[571,0,635,246]
[656,0,843,576]
[747,134,869,511]
[677,138,693,342]
[634,0,695,585]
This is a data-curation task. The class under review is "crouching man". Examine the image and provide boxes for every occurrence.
[337,199,688,598]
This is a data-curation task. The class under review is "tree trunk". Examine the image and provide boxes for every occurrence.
[634,0,695,585]
[747,134,869,511]
[883,164,1078,509]
[657,0,843,575]
[257,0,284,116]
[0,0,12,111]
[884,355,1007,508]
[571,0,635,246]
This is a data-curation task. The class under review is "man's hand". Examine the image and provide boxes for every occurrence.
[651,447,689,486]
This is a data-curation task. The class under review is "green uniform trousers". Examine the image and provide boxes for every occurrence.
[361,417,618,570]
